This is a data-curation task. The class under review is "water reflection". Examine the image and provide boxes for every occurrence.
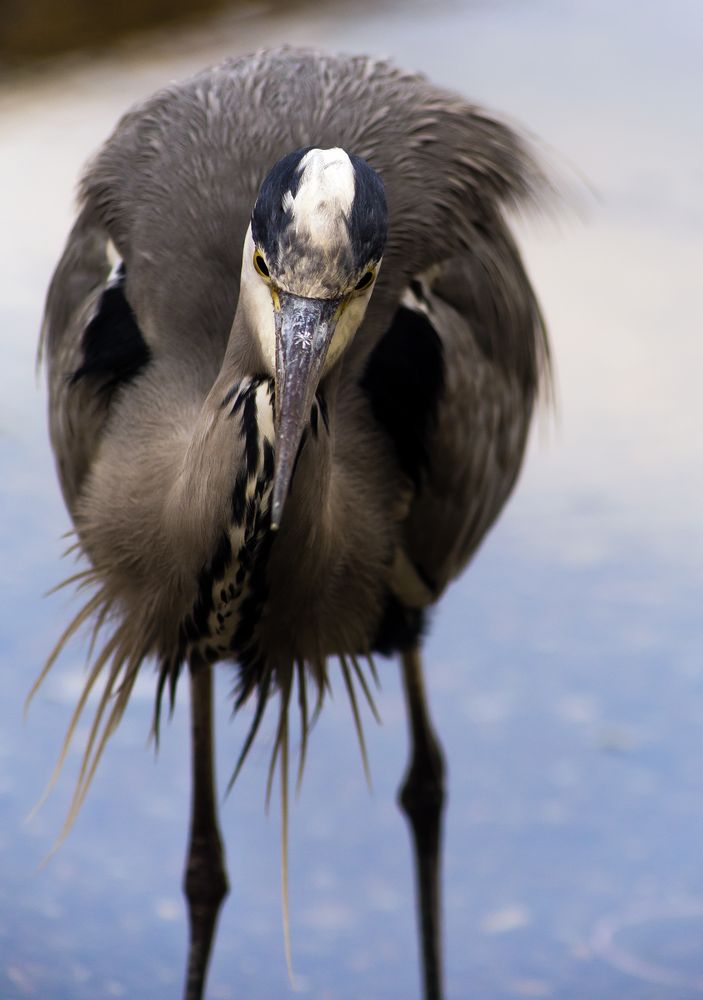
[2,0,702,997]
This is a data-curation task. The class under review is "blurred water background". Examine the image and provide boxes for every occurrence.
[1,0,702,997]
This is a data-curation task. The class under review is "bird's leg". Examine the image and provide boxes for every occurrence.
[183,662,229,1000]
[398,646,446,1000]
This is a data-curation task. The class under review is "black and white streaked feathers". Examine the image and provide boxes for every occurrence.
[155,377,277,719]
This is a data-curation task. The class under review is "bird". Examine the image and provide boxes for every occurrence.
[34,47,550,1000]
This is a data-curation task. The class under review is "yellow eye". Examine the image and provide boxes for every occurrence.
[254,252,270,279]
[354,270,375,292]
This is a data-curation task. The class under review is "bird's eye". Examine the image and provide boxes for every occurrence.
[354,271,375,292]
[254,253,270,279]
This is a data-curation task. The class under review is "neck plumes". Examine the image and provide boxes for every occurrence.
[170,347,335,676]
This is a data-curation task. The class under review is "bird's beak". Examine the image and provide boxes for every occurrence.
[271,291,341,529]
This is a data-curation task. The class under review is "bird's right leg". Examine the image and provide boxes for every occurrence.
[398,646,446,1000]
[183,661,229,1000]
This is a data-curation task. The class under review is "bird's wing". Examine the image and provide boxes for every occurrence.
[42,214,148,512]
[363,217,549,623]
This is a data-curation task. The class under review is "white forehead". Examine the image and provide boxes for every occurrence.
[282,147,355,246]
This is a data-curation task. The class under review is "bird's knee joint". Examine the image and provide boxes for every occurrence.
[184,832,229,907]
[399,742,446,819]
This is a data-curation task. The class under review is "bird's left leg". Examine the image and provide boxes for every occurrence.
[398,646,446,1000]
[182,662,229,1000]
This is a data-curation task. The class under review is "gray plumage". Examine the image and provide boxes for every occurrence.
[38,47,550,1000]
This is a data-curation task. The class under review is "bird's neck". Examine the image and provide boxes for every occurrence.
[274,369,337,545]
[226,304,339,538]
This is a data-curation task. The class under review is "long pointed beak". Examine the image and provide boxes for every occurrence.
[271,292,341,529]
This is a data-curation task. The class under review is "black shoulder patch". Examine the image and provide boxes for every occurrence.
[360,302,445,489]
[71,264,151,393]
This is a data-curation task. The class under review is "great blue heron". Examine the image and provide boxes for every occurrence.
[35,47,550,1000]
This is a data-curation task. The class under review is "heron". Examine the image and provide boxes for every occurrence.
[35,47,550,1000]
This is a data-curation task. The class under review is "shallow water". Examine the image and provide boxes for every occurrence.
[1,0,702,997]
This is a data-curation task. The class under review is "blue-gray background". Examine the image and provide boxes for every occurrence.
[1,1,702,996]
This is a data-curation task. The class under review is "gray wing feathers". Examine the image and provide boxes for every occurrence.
[401,223,549,598]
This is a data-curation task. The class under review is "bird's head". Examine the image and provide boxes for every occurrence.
[239,146,388,528]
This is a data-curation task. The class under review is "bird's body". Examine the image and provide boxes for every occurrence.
[39,48,549,1000]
